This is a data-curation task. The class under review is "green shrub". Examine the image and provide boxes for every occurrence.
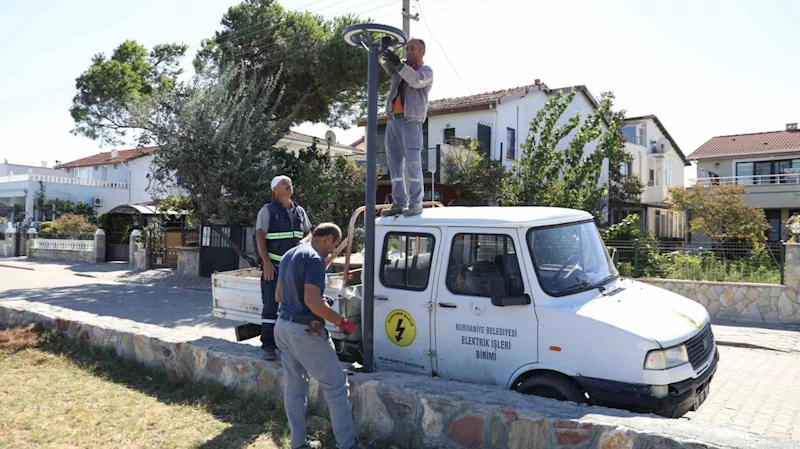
[40,214,97,236]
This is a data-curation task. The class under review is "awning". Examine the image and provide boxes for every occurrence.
[106,203,186,216]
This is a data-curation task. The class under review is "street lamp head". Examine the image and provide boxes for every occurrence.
[342,23,407,52]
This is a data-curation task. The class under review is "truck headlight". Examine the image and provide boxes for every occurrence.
[644,345,689,370]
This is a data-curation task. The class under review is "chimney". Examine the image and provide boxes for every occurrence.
[54,160,62,166]
[110,148,119,159]
[787,123,798,131]
[534,79,541,85]
[41,161,48,168]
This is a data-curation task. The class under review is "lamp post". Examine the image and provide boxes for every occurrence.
[342,23,406,373]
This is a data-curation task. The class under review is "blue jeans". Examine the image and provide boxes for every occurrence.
[260,265,279,350]
[275,318,356,449]
[385,116,424,207]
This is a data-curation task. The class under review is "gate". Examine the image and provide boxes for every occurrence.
[148,225,185,269]
[199,224,245,277]
[14,227,28,256]
[105,214,134,263]
[106,231,129,262]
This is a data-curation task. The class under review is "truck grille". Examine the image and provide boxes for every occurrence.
[685,322,714,370]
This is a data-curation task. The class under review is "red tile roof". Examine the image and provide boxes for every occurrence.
[687,130,800,160]
[55,147,158,169]
[426,84,537,112]
[359,83,600,126]
[350,137,364,147]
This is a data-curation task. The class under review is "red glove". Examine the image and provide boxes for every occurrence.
[336,318,356,336]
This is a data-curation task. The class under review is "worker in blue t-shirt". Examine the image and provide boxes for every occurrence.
[274,223,357,449]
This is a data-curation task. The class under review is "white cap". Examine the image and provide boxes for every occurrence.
[271,175,291,191]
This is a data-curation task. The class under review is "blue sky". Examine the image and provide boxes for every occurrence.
[2,0,800,181]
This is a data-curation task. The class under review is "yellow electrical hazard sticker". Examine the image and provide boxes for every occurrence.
[385,309,416,347]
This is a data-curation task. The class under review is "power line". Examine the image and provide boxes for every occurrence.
[0,104,67,119]
[414,0,472,94]
[0,87,73,106]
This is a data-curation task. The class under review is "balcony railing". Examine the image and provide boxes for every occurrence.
[349,147,441,176]
[0,173,128,189]
[623,133,644,146]
[690,173,800,186]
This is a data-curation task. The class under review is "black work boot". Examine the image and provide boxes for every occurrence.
[380,203,405,217]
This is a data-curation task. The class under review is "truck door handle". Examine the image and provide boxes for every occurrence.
[438,302,457,308]
[374,295,389,301]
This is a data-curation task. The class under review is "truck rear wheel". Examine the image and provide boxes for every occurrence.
[515,373,586,404]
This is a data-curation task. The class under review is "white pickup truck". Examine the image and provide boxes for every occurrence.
[212,205,717,418]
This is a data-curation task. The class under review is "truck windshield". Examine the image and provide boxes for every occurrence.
[528,220,618,297]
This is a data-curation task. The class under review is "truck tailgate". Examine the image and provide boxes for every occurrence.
[211,268,263,324]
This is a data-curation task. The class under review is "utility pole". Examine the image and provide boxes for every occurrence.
[402,0,419,58]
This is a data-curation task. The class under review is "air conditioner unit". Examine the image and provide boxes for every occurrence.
[93,197,103,207]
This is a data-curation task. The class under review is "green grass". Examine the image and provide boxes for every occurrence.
[0,326,337,449]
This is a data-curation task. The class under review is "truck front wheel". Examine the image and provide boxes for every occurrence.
[515,373,587,404]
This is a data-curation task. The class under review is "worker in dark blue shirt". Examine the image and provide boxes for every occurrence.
[274,223,357,449]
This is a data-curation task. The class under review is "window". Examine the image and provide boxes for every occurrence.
[446,234,523,297]
[528,221,617,297]
[506,128,516,159]
[443,127,456,145]
[622,125,645,146]
[738,159,800,185]
[477,123,491,157]
[648,169,655,186]
[381,233,436,291]
[765,210,781,242]
[736,162,754,185]
[664,160,673,187]
[619,162,631,178]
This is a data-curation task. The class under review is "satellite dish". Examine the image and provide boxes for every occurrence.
[325,130,337,146]
[325,130,337,149]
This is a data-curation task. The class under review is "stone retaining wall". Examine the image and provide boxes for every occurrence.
[176,246,200,277]
[0,301,791,449]
[28,247,96,263]
[641,279,800,324]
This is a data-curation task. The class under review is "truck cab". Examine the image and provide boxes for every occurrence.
[213,205,717,418]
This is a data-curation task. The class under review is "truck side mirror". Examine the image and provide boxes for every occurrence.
[490,275,532,307]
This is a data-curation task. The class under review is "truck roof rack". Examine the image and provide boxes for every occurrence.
[327,201,445,283]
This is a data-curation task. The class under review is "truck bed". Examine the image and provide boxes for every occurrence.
[211,268,364,342]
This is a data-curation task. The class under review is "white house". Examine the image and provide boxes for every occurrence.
[281,131,361,156]
[612,115,690,239]
[0,129,361,224]
[361,80,609,206]
[0,158,131,222]
[688,123,800,243]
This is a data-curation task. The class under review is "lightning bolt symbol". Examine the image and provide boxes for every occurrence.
[394,318,406,342]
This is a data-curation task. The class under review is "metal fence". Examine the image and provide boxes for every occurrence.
[604,240,785,284]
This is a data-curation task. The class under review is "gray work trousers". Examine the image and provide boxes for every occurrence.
[274,318,356,449]
[385,116,424,207]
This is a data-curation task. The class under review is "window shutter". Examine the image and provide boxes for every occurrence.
[477,124,491,157]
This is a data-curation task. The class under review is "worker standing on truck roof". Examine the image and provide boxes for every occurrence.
[255,175,312,361]
[274,223,358,449]
[380,38,434,217]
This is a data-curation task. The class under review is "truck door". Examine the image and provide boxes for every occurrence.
[373,226,442,375]
[433,229,537,386]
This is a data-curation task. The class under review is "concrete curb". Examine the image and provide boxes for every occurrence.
[1,300,796,449]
